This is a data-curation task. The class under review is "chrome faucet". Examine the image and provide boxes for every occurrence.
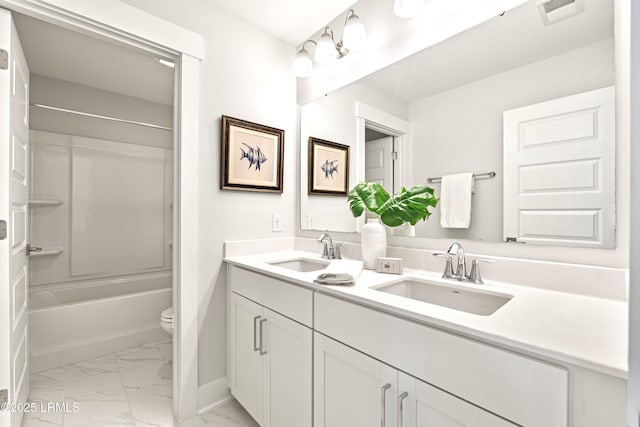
[446,242,466,278]
[317,232,343,260]
[433,242,494,284]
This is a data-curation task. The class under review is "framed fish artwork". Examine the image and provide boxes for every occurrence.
[220,115,284,193]
[308,137,350,196]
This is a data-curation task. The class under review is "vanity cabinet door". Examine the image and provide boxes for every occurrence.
[229,292,265,424]
[262,307,312,427]
[229,292,312,427]
[314,332,397,427]
[397,372,517,427]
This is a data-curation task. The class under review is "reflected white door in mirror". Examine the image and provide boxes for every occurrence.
[300,98,410,233]
[503,86,615,248]
[297,0,615,248]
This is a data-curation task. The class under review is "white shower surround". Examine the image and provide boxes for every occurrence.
[29,271,171,373]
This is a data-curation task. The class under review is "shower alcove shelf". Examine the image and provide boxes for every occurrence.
[29,198,63,207]
[29,247,64,257]
[29,199,64,257]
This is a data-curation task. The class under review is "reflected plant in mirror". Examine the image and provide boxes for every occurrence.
[348,182,438,227]
[299,0,616,247]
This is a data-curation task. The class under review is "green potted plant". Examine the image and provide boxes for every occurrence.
[348,182,438,268]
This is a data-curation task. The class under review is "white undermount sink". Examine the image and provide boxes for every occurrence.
[373,278,512,316]
[267,258,329,273]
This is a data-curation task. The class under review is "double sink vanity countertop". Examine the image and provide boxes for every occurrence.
[224,250,628,379]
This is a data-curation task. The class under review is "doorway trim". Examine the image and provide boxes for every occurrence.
[0,0,203,421]
[355,102,410,231]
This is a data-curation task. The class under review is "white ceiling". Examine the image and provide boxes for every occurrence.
[13,13,175,106]
[362,0,613,103]
[10,0,361,106]
[202,0,358,45]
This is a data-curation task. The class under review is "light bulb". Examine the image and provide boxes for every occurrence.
[293,48,313,78]
[343,12,367,51]
[393,0,424,18]
[314,30,337,65]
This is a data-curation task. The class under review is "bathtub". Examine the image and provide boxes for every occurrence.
[29,271,172,373]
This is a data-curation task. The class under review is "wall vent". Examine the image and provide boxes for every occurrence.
[536,0,584,26]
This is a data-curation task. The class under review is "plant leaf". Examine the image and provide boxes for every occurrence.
[347,182,390,218]
[378,185,439,227]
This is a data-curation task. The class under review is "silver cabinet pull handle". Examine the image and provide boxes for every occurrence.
[397,391,408,427]
[253,316,261,352]
[380,383,391,427]
[259,318,268,355]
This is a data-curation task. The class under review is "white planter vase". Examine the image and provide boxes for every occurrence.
[361,218,387,269]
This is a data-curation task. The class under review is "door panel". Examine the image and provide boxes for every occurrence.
[263,308,312,427]
[503,86,615,247]
[398,372,517,427]
[314,333,396,427]
[0,8,30,427]
[365,136,394,193]
[229,292,264,424]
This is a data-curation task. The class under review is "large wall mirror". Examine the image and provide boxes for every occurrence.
[299,0,615,247]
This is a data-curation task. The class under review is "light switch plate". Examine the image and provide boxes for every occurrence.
[272,213,283,232]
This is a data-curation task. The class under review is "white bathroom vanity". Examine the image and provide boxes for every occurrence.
[225,238,627,427]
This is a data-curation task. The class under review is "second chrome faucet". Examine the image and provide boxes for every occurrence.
[433,242,493,284]
[317,232,344,260]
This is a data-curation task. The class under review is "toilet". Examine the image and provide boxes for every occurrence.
[160,307,174,335]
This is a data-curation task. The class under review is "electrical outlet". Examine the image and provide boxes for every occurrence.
[272,213,283,232]
[307,213,314,229]
[376,257,403,275]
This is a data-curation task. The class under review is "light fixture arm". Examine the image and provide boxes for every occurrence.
[299,39,317,52]
[343,9,357,27]
[322,26,337,43]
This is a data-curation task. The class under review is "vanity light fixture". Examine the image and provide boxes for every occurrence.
[294,8,367,78]
[393,0,424,18]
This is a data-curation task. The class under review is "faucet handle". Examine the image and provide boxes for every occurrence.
[468,258,494,284]
[433,252,454,278]
[333,242,346,260]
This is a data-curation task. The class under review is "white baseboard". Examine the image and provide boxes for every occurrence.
[198,377,230,414]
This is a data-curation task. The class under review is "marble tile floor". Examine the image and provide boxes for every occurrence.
[22,339,258,427]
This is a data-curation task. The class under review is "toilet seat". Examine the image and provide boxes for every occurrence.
[161,307,174,322]
[160,307,174,336]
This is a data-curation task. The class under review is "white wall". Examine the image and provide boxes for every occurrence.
[297,0,528,104]
[28,75,174,286]
[410,39,614,241]
[121,0,298,394]
[624,0,640,420]
[300,80,407,232]
[30,74,173,148]
[29,131,173,286]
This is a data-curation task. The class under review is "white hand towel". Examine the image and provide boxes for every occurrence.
[440,173,474,228]
[314,259,363,286]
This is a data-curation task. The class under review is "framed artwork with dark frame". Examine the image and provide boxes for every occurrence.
[220,115,285,193]
[308,137,350,196]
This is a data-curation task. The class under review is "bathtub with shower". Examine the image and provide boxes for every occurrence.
[29,271,172,373]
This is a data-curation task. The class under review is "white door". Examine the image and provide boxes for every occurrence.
[228,292,263,424]
[398,373,516,427]
[262,308,312,427]
[0,8,30,427]
[365,136,394,193]
[503,86,615,247]
[314,333,397,427]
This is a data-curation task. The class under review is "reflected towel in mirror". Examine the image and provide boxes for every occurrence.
[440,173,474,228]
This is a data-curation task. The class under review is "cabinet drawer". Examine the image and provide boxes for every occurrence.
[315,293,568,427]
[228,265,313,327]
